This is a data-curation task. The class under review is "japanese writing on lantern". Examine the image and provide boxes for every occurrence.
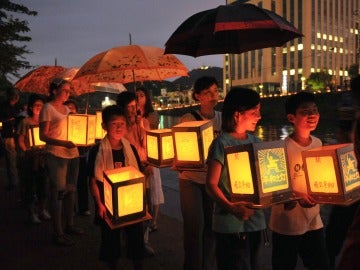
[313,180,336,190]
[233,180,252,190]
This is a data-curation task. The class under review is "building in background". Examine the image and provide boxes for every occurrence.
[224,0,360,95]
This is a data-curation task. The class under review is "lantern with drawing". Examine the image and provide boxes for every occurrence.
[302,143,360,205]
[28,125,46,147]
[67,114,96,146]
[146,129,174,167]
[172,120,213,170]
[225,140,294,208]
[103,166,148,226]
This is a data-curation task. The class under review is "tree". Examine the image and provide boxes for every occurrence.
[348,64,359,78]
[0,1,37,87]
[307,71,332,92]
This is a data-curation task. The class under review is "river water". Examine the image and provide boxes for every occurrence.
[159,115,338,145]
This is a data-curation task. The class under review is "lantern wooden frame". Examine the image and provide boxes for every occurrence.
[67,114,96,146]
[103,166,147,225]
[28,125,46,147]
[95,111,106,140]
[172,120,213,171]
[146,129,174,167]
[225,140,294,208]
[302,143,360,206]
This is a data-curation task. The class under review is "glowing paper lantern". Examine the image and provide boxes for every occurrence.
[302,143,360,205]
[146,129,174,167]
[28,126,45,147]
[103,166,146,225]
[67,114,96,146]
[95,111,106,140]
[225,140,293,208]
[172,120,213,170]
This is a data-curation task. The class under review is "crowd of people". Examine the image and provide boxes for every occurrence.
[1,75,360,270]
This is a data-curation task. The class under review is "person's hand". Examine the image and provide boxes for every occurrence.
[143,164,154,176]
[64,141,76,148]
[97,203,107,220]
[230,201,255,221]
[295,192,317,208]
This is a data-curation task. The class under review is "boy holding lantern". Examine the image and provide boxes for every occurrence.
[269,92,329,270]
[88,105,145,270]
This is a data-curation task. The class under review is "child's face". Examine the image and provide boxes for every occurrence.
[289,102,320,131]
[32,100,44,116]
[104,115,127,141]
[238,104,261,132]
[136,90,146,109]
[195,83,219,108]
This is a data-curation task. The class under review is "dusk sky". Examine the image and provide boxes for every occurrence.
[13,0,225,82]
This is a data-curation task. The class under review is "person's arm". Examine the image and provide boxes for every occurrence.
[39,120,75,148]
[90,176,106,219]
[206,159,254,221]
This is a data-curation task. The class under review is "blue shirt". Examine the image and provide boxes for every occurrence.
[207,132,266,233]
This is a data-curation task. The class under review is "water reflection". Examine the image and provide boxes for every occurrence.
[159,115,336,145]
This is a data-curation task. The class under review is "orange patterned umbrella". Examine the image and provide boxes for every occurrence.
[14,65,67,95]
[73,45,189,85]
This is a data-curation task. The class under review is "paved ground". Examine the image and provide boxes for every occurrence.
[0,160,322,270]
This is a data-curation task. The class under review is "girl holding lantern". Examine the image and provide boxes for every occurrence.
[206,87,266,270]
[39,78,83,246]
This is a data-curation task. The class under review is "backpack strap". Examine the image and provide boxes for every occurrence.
[190,110,203,121]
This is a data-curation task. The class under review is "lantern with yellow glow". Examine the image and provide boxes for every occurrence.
[172,120,213,170]
[146,129,174,167]
[225,140,293,208]
[67,114,96,146]
[95,111,106,140]
[302,143,360,205]
[28,126,45,147]
[103,166,146,224]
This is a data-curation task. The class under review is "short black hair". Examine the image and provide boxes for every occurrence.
[101,105,127,124]
[116,91,136,110]
[27,94,45,117]
[222,87,260,132]
[285,91,317,115]
[192,76,219,101]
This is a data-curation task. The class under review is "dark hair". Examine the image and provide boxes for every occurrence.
[285,91,317,115]
[27,94,45,117]
[222,87,260,132]
[7,88,20,100]
[49,78,71,98]
[116,91,136,110]
[192,76,219,101]
[64,99,78,112]
[102,105,127,124]
[136,87,154,117]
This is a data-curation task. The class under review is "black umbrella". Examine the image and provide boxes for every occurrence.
[165,2,303,57]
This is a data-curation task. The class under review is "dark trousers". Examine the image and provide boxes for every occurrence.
[77,155,89,212]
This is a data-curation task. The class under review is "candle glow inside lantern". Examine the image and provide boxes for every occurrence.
[103,166,146,224]
[172,120,213,170]
[95,111,106,139]
[146,129,174,167]
[302,143,360,205]
[28,126,46,147]
[67,114,96,146]
[225,140,293,208]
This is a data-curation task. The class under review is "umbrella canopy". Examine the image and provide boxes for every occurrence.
[14,65,67,95]
[73,45,189,84]
[57,67,127,96]
[164,2,303,57]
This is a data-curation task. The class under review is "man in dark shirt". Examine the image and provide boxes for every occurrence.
[0,88,21,190]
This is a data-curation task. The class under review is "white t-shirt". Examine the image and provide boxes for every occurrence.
[269,135,324,235]
[39,103,79,159]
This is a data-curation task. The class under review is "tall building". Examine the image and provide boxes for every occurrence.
[225,0,360,95]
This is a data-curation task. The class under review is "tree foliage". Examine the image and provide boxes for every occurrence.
[0,0,37,86]
[348,64,359,78]
[307,71,332,92]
